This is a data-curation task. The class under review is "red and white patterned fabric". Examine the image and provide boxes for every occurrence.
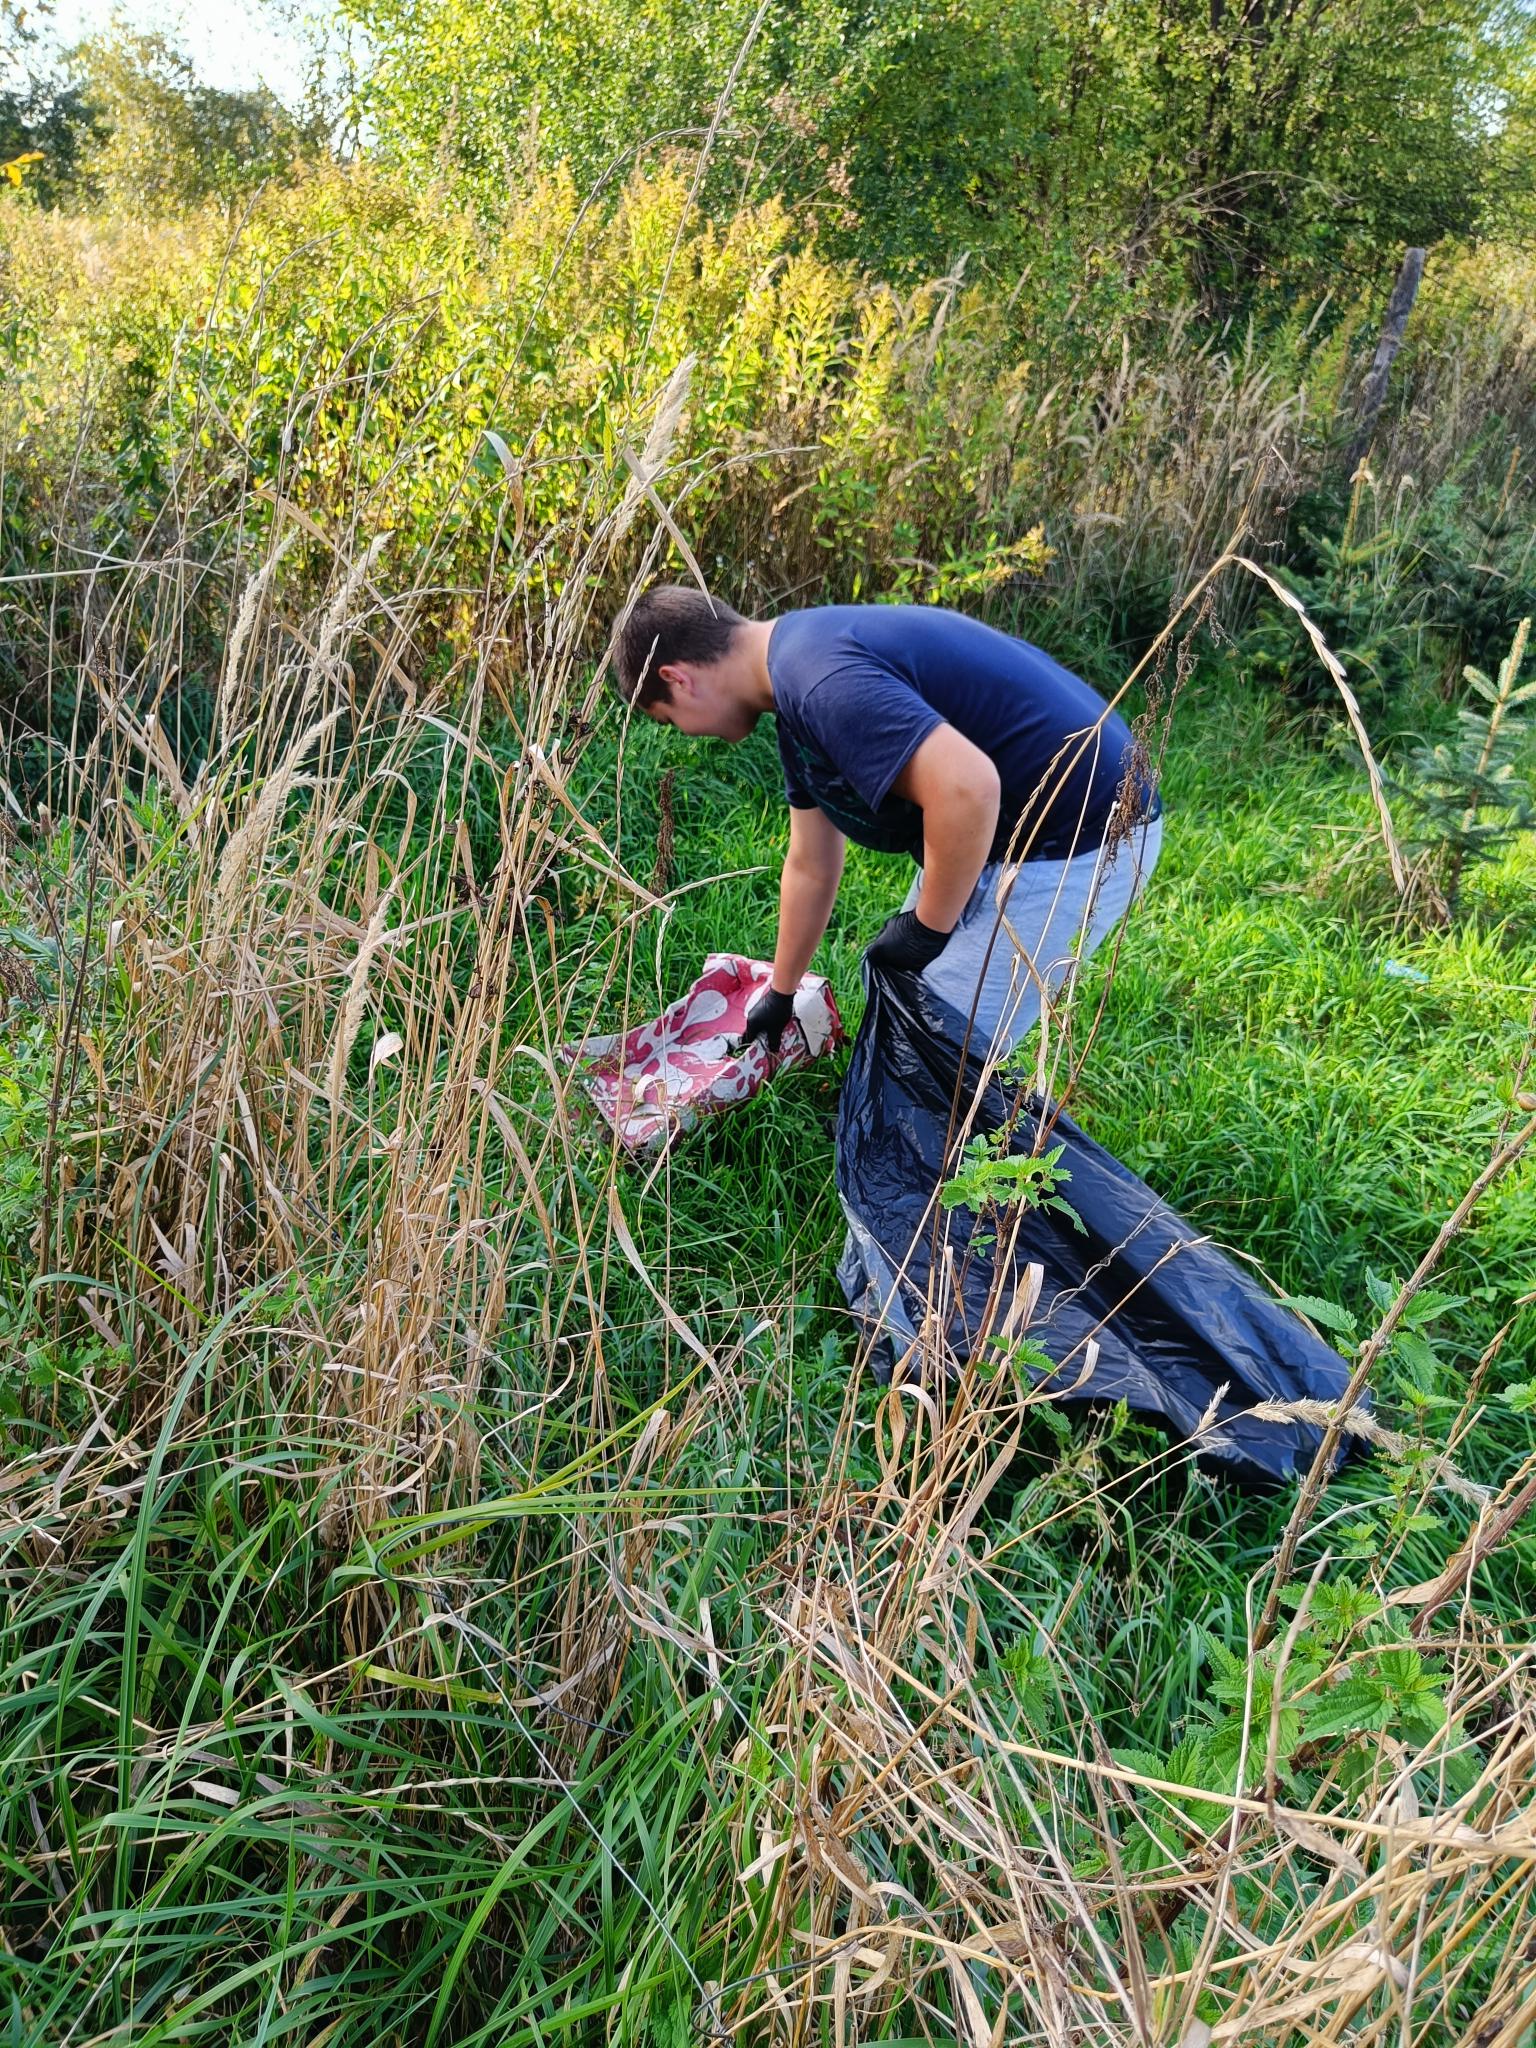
[567,953,844,1154]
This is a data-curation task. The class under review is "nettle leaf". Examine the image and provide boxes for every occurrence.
[1219,1704,1307,1779]
[1044,1192,1088,1233]
[1280,1576,1379,1641]
[1375,1646,1432,1693]
[1499,1379,1536,1414]
[1112,1745,1165,1779]
[1208,1665,1258,1709]
[1278,1292,1359,1341]
[1304,1676,1390,1739]
[1333,1741,1380,1802]
[1400,1389,1462,1414]
[1402,1287,1465,1323]
[1396,1510,1445,1536]
[1200,1630,1246,1685]
[1000,1638,1053,1710]
[1439,1733,1484,1797]
[1123,1820,1183,1874]
[1276,1710,1306,1782]
[1391,1329,1441,1392]
[1165,1735,1233,1833]
[1164,1734,1205,1784]
[1199,1716,1249,1786]
[1402,1691,1448,1739]
[1365,1268,1402,1317]
[1037,1403,1073,1446]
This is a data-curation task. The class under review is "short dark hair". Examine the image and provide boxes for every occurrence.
[611,584,746,708]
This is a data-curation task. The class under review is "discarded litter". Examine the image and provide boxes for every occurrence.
[569,948,1357,1483]
[836,965,1359,1487]
[568,952,843,1155]
[1381,959,1430,985]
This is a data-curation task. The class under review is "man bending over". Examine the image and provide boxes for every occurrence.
[611,585,1161,1062]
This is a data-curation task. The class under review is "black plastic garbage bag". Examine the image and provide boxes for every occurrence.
[835,967,1358,1487]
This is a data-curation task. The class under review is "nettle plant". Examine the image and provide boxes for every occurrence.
[941,1133,1083,1252]
[939,1130,1085,1384]
[966,1208,1484,1839]
[1100,1270,1484,1861]
[1109,1598,1461,1883]
[1280,1271,1477,1555]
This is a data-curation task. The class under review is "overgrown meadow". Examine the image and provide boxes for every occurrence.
[2,117,1536,2048]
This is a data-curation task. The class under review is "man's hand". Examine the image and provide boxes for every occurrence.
[732,984,797,1055]
[865,909,951,976]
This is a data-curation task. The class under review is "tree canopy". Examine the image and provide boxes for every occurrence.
[341,0,1536,303]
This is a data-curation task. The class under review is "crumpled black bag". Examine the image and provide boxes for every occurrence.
[835,967,1357,1486]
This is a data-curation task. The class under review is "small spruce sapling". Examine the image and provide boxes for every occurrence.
[1242,475,1424,707]
[1398,616,1535,913]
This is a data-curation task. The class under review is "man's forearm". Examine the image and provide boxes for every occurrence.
[770,855,842,992]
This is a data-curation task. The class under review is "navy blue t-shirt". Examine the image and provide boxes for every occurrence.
[769,605,1153,862]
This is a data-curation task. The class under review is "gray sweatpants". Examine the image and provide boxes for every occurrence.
[898,811,1164,1064]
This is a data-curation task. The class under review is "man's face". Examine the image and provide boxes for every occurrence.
[644,661,759,742]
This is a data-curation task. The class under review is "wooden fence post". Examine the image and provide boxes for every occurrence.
[1347,245,1427,471]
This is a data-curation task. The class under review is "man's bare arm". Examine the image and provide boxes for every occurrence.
[769,804,846,992]
[891,724,1001,932]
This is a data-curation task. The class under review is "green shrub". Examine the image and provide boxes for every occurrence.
[1241,508,1427,708]
[1,156,1313,729]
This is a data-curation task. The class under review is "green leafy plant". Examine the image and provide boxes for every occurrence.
[1279,1273,1465,1404]
[888,524,1055,606]
[1115,1597,1460,1873]
[941,1132,1083,1252]
[992,1634,1055,1722]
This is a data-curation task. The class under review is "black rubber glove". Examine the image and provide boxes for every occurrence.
[731,983,797,1055]
[864,908,952,976]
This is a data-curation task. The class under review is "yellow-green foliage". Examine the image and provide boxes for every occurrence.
[176,158,1057,614]
[0,158,1308,644]
[3,160,1534,674]
[1397,240,1536,447]
[0,198,219,456]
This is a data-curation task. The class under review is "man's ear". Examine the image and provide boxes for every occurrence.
[658,662,694,698]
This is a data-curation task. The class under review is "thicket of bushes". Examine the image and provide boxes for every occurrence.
[1,0,1532,739]
[3,152,1534,804]
[348,0,1535,300]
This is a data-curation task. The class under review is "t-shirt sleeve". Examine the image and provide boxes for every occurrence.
[798,667,944,813]
[782,742,817,809]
